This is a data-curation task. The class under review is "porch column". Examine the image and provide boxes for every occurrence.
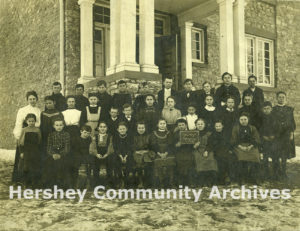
[78,0,95,83]
[217,0,235,80]
[139,0,159,73]
[116,0,140,72]
[233,0,246,83]
[180,22,194,79]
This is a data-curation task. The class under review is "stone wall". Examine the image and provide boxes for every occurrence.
[191,13,220,90]
[64,0,81,95]
[245,0,300,131]
[0,0,60,149]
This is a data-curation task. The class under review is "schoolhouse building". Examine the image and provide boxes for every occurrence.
[0,0,299,148]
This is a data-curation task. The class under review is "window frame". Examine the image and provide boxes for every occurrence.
[191,28,205,64]
[245,34,275,87]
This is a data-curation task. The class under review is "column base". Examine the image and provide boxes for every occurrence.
[140,64,159,74]
[115,63,140,72]
[106,66,116,75]
[78,76,95,84]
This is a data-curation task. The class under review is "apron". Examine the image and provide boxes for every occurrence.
[234,143,260,163]
[86,106,101,136]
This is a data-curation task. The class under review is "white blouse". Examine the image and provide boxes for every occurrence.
[62,109,81,126]
[13,105,41,140]
[185,114,198,130]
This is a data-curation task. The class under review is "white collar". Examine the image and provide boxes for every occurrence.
[111,117,118,121]
[205,105,215,111]
[165,88,171,92]
[226,108,234,112]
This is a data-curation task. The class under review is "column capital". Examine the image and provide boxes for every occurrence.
[184,21,194,29]
[233,0,244,7]
[78,0,95,6]
[217,0,234,5]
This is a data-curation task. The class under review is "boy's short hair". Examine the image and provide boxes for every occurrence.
[81,125,92,132]
[136,121,146,126]
[183,79,193,85]
[97,80,107,87]
[214,120,224,125]
[176,118,187,125]
[243,94,253,98]
[118,121,128,129]
[205,94,214,100]
[75,84,84,90]
[53,81,62,87]
[117,80,127,86]
[26,91,38,100]
[98,121,107,126]
[221,72,232,80]
[66,95,76,101]
[123,103,132,110]
[138,81,149,89]
[25,113,36,121]
[110,106,118,112]
[88,92,98,98]
[263,101,272,108]
[240,112,250,119]
[163,76,173,81]
[44,95,55,102]
[52,117,65,125]
[248,75,257,81]
[276,91,286,97]
[202,81,211,87]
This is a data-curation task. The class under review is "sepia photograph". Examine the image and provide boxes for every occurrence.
[0,0,299,230]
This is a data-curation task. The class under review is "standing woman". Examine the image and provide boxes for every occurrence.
[12,91,41,183]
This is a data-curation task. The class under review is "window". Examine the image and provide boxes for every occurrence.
[94,5,110,24]
[191,28,205,63]
[136,16,165,36]
[246,35,274,86]
[94,28,105,77]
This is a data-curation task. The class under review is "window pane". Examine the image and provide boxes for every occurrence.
[104,16,110,24]
[155,27,163,35]
[192,41,196,50]
[265,59,270,68]
[94,30,102,42]
[196,51,200,60]
[94,6,103,14]
[196,41,200,50]
[95,14,103,23]
[264,42,269,51]
[155,19,163,27]
[104,7,110,16]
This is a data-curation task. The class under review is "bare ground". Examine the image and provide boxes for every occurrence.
[0,149,299,231]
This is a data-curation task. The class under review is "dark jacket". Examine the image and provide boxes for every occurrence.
[215,84,241,108]
[242,87,264,111]
[157,88,178,111]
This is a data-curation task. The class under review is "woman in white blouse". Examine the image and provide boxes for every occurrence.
[12,91,41,183]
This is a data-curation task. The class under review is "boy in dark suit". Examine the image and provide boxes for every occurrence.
[75,84,89,112]
[157,76,178,111]
[96,80,113,120]
[51,82,66,112]
[112,80,132,113]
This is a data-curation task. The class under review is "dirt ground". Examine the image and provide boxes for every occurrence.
[0,149,299,231]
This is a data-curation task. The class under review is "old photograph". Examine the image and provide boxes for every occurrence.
[0,0,299,230]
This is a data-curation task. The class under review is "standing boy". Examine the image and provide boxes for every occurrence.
[157,76,178,111]
[74,84,89,112]
[112,80,132,113]
[96,80,113,120]
[51,82,66,111]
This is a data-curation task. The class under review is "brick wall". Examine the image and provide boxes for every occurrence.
[0,0,60,149]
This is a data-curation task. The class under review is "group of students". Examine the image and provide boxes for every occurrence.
[12,72,296,189]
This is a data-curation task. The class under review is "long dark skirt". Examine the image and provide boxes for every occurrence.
[12,146,21,183]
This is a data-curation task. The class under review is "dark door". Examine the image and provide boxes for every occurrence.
[155,34,180,90]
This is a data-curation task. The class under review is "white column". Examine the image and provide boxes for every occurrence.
[233,0,246,83]
[106,0,119,75]
[180,22,194,79]
[78,0,95,83]
[217,0,235,80]
[115,0,140,72]
[139,0,159,73]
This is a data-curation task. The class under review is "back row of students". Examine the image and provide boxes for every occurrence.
[12,72,296,188]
